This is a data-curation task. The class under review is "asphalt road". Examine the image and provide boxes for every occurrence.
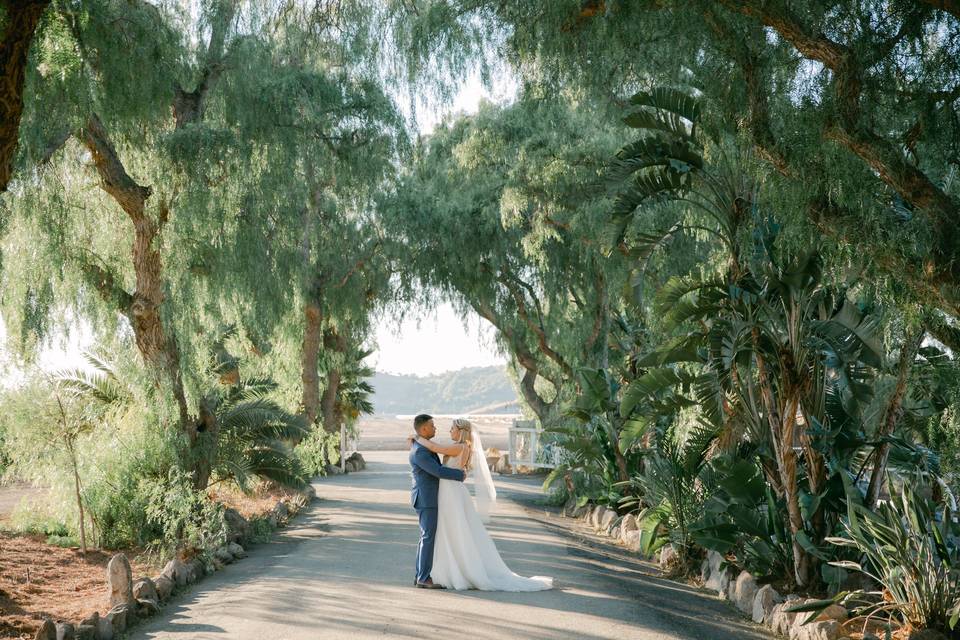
[130,451,770,640]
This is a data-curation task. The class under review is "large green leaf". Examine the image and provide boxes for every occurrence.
[628,88,702,126]
[620,367,697,417]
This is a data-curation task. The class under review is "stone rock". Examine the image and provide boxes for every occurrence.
[75,625,95,640]
[567,502,587,519]
[273,501,290,523]
[162,558,189,587]
[224,507,249,544]
[726,573,738,601]
[105,604,131,634]
[34,619,56,640]
[79,613,98,629]
[324,463,344,475]
[213,546,235,565]
[136,597,161,617]
[227,542,246,559]
[301,484,316,501]
[95,616,113,640]
[659,545,678,571]
[611,526,620,540]
[133,577,158,603]
[54,622,74,640]
[599,509,617,533]
[815,604,848,623]
[587,505,604,529]
[107,554,135,609]
[153,574,174,601]
[185,558,204,583]
[700,557,711,584]
[344,460,357,473]
[732,571,759,615]
[619,514,638,538]
[209,557,224,572]
[623,530,641,552]
[752,584,782,624]
[494,455,512,474]
[703,551,730,595]
[346,452,366,470]
[769,595,802,636]
[790,619,839,640]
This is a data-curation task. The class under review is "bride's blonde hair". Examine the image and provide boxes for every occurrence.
[453,418,474,471]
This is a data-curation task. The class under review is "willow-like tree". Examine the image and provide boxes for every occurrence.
[389,1,960,322]
[2,1,402,482]
[382,94,630,429]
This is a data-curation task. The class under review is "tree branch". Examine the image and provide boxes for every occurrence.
[918,0,960,20]
[716,0,959,276]
[172,1,237,129]
[0,0,52,192]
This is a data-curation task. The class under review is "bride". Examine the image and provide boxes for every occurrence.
[412,418,553,591]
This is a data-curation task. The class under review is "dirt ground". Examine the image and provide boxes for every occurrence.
[0,483,296,639]
[0,532,157,639]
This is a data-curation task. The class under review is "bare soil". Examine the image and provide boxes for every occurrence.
[0,532,157,639]
[0,482,295,639]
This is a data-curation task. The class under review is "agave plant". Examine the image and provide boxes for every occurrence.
[822,477,960,634]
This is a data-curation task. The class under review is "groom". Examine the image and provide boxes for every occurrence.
[409,413,466,589]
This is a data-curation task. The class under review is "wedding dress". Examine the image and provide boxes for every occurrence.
[430,433,553,591]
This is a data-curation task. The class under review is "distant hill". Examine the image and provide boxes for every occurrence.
[369,366,521,415]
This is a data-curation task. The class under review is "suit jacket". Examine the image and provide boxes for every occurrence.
[410,442,464,509]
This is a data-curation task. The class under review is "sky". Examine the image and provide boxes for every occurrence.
[367,72,516,375]
[0,72,515,380]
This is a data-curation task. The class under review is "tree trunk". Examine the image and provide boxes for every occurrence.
[778,396,811,588]
[191,398,219,490]
[472,300,558,425]
[865,328,924,508]
[79,115,191,428]
[68,441,87,555]
[319,327,347,434]
[300,302,323,429]
[753,334,810,588]
[0,0,50,193]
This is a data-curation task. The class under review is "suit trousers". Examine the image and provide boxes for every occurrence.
[415,506,439,583]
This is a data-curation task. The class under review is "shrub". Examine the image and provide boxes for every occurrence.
[143,468,227,559]
[295,428,341,477]
[825,478,960,633]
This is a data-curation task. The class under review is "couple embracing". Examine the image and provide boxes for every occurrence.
[408,414,554,591]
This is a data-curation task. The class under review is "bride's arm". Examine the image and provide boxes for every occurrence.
[414,435,464,457]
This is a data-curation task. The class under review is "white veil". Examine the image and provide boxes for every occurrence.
[467,425,497,523]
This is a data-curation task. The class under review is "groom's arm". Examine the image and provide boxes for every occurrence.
[412,447,466,482]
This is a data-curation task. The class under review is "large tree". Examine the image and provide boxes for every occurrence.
[382,94,629,425]
[389,1,960,319]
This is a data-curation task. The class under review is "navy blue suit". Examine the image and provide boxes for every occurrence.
[410,442,465,583]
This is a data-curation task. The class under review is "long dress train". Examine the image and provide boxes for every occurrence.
[430,456,553,591]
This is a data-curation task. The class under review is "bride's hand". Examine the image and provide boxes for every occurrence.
[406,435,415,448]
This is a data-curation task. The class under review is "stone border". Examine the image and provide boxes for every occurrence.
[31,473,331,640]
[561,501,860,640]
